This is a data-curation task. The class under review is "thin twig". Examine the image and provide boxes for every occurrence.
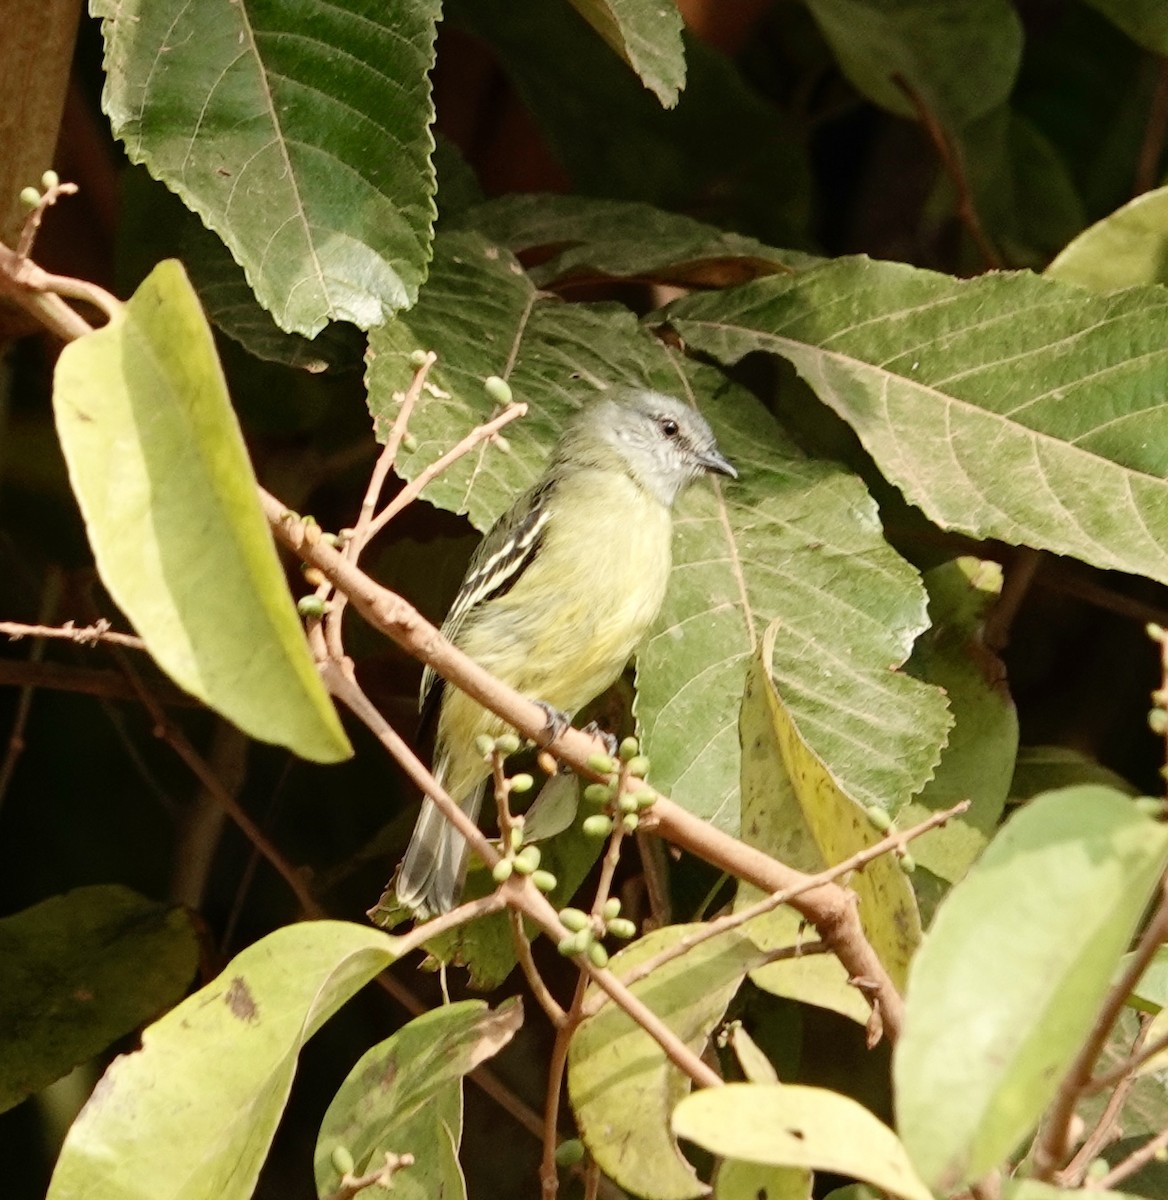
[0,618,145,649]
[0,657,197,706]
[541,973,589,1200]
[583,801,967,1018]
[1086,1020,1168,1093]
[510,908,567,1027]
[364,402,527,541]
[1089,1123,1168,1191]
[1060,1015,1152,1185]
[323,1150,415,1200]
[984,548,1042,652]
[1034,879,1168,1179]
[891,73,1003,270]
[15,178,79,260]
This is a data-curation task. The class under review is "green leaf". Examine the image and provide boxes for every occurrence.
[898,558,1018,884]
[639,369,950,832]
[53,260,351,763]
[716,1161,811,1200]
[1006,1180,1144,1200]
[314,999,522,1200]
[1047,186,1168,291]
[894,788,1168,1192]
[1079,0,1168,53]
[456,194,821,289]
[47,921,402,1200]
[1128,946,1168,1013]
[565,0,686,107]
[667,259,1168,588]
[568,925,768,1199]
[804,0,1021,128]
[0,886,197,1113]
[673,1083,932,1200]
[736,634,924,1023]
[1010,746,1138,803]
[92,0,439,337]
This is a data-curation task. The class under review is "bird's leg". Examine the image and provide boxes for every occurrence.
[532,700,571,747]
[579,720,620,758]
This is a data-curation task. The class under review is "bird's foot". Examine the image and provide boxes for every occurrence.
[580,720,620,758]
[533,700,572,747]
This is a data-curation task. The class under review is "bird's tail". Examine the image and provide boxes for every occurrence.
[396,774,487,919]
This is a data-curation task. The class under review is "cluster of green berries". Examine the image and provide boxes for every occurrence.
[480,733,558,894]
[555,896,636,969]
[580,736,655,839]
[19,170,60,209]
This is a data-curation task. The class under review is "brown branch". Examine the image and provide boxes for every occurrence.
[1034,879,1168,1179]
[0,239,110,339]
[891,73,1002,271]
[264,491,913,1043]
[1089,1123,1168,1191]
[0,657,197,706]
[542,974,589,1200]
[323,1150,415,1200]
[583,802,967,1018]
[0,618,145,649]
[1086,1019,1168,1093]
[510,908,568,1028]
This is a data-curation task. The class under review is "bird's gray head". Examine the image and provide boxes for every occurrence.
[561,389,737,507]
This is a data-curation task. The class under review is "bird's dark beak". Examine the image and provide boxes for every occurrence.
[699,448,737,480]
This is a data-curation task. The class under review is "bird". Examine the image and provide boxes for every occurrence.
[395,387,737,917]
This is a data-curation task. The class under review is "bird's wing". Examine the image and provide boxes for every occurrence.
[418,477,556,723]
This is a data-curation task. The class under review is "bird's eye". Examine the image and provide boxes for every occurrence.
[659,417,680,438]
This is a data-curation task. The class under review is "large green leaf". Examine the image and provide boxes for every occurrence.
[456,194,820,289]
[804,0,1021,129]
[674,1084,932,1200]
[47,921,402,1200]
[1047,185,1168,291]
[894,788,1168,1192]
[736,637,924,1023]
[566,0,686,107]
[53,260,351,762]
[666,259,1168,588]
[0,886,197,1113]
[568,925,768,1199]
[314,999,522,1200]
[92,0,438,337]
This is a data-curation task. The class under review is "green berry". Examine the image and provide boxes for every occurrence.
[493,435,511,454]
[625,755,650,777]
[516,844,541,872]
[635,791,657,810]
[583,782,613,805]
[866,805,894,832]
[622,813,639,834]
[557,935,578,956]
[601,897,621,920]
[510,825,525,853]
[40,169,60,191]
[331,1145,355,1176]
[297,595,326,618]
[606,918,637,940]
[401,431,418,452]
[510,772,534,794]
[1136,796,1166,818]
[492,858,514,883]
[554,1139,586,1167]
[1149,623,1166,643]
[532,869,558,892]
[484,375,513,405]
[321,532,342,548]
[475,734,496,757]
[618,793,639,815]
[19,186,40,209]
[1151,709,1168,735]
[618,736,640,761]
[496,732,522,755]
[898,851,916,874]
[559,907,590,932]
[408,349,429,367]
[587,752,616,774]
[582,814,614,839]
[587,941,609,969]
[1086,1160,1110,1181]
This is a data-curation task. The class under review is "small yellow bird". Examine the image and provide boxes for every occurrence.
[396,388,736,916]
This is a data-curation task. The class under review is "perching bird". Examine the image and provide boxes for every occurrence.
[396,388,736,917]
